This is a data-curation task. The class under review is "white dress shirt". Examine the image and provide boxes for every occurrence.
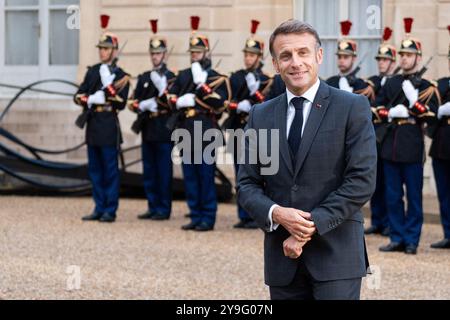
[267,78,321,232]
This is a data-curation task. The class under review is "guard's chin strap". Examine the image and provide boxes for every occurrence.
[381,60,394,77]
[247,57,262,72]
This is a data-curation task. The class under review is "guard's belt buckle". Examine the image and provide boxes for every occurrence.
[185,108,197,118]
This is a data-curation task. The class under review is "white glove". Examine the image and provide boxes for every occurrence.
[99,64,116,88]
[87,90,106,107]
[139,97,158,113]
[245,72,260,96]
[402,80,419,108]
[191,62,208,85]
[388,104,409,121]
[236,100,252,114]
[339,76,353,93]
[437,102,450,119]
[176,93,196,109]
[150,71,168,97]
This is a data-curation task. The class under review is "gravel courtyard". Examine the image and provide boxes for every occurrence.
[0,196,449,300]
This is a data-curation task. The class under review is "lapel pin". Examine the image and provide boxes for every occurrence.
[316,104,322,109]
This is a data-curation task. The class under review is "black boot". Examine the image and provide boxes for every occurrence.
[138,211,154,220]
[430,239,450,249]
[233,220,248,229]
[194,222,214,232]
[151,213,170,221]
[99,213,116,223]
[181,221,198,230]
[82,211,103,221]
[364,225,383,235]
[404,244,417,255]
[379,242,405,252]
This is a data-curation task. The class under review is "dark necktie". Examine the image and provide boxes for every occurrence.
[288,97,306,158]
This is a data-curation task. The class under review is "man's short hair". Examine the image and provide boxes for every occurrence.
[269,19,322,58]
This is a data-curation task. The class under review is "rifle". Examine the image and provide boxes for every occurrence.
[75,41,129,129]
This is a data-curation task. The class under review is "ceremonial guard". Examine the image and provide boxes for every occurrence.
[326,20,371,95]
[429,25,450,249]
[365,27,398,237]
[224,20,273,229]
[167,16,231,231]
[74,15,130,223]
[376,18,439,254]
[128,20,176,221]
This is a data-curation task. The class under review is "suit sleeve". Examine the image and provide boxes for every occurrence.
[237,106,277,231]
[310,95,377,236]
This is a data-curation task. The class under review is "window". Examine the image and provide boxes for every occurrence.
[0,0,79,95]
[294,0,382,79]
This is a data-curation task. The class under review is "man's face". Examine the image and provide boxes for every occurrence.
[99,47,115,63]
[400,52,420,73]
[151,52,165,67]
[377,58,393,74]
[272,33,323,95]
[244,52,260,70]
[190,51,206,63]
[337,54,355,73]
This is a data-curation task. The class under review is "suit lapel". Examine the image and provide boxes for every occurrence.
[274,93,294,176]
[293,81,330,177]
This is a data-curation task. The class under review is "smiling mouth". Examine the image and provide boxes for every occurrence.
[289,71,308,77]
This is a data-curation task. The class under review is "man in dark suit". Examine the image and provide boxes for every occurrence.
[237,19,376,300]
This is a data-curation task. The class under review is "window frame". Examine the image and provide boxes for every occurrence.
[0,0,79,98]
[293,0,382,78]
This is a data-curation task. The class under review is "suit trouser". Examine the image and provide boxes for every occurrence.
[87,145,120,216]
[142,141,173,217]
[383,160,423,246]
[182,161,217,226]
[370,158,388,229]
[269,260,361,300]
[432,159,450,239]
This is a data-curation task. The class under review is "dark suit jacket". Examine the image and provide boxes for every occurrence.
[237,80,377,286]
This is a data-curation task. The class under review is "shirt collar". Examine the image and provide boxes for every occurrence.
[286,78,321,105]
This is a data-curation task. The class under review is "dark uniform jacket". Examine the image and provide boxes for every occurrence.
[131,64,176,143]
[326,74,369,93]
[168,66,231,151]
[225,68,272,130]
[375,74,439,163]
[75,63,130,147]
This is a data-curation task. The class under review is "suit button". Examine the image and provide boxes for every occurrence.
[291,185,299,192]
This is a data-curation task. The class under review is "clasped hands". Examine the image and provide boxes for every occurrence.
[272,206,317,260]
